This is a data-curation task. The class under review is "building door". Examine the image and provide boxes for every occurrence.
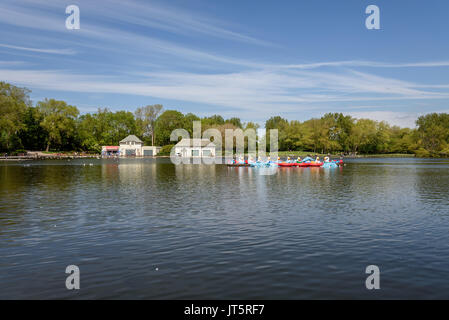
[126,149,136,156]
[144,150,153,156]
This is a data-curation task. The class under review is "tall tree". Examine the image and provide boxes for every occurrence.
[225,117,243,128]
[348,119,378,153]
[183,112,201,136]
[77,108,137,151]
[265,116,289,151]
[18,107,47,151]
[135,104,163,146]
[0,82,31,151]
[416,113,449,155]
[154,110,185,146]
[110,110,137,143]
[77,113,100,152]
[244,122,260,131]
[37,99,79,151]
[202,115,225,128]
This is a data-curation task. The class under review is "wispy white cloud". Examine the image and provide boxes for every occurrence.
[0,0,271,46]
[345,111,420,128]
[95,0,273,46]
[1,0,448,127]
[1,67,448,117]
[1,1,448,71]
[282,60,449,70]
[0,1,265,69]
[0,43,76,55]
[0,60,26,66]
[0,3,61,31]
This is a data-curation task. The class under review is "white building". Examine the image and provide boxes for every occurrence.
[141,145,162,157]
[101,145,119,157]
[101,135,161,157]
[174,138,216,157]
[119,135,143,156]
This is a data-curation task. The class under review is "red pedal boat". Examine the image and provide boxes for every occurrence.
[277,162,297,167]
[296,162,310,167]
[307,162,323,167]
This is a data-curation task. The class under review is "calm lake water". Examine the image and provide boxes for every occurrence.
[0,158,448,299]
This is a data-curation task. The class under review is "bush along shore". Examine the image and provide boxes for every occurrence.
[0,151,99,161]
[2,81,449,158]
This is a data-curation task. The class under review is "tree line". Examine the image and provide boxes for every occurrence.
[265,113,449,157]
[1,81,448,157]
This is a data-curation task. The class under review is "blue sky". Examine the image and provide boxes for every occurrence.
[1,0,449,127]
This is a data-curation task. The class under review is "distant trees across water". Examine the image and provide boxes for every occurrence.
[1,81,448,157]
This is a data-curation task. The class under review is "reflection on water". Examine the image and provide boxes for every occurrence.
[0,158,449,299]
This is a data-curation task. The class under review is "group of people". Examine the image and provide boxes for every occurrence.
[231,155,337,165]
[282,156,321,164]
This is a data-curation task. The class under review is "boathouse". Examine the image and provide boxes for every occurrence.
[102,135,161,157]
[174,138,216,157]
[119,135,143,156]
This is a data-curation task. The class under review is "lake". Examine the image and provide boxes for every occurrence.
[0,158,448,299]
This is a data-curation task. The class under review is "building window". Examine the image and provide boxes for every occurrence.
[192,150,200,157]
[203,150,211,157]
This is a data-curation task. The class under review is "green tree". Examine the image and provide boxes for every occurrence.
[77,108,137,151]
[77,113,101,151]
[0,82,31,151]
[183,112,201,136]
[135,104,163,146]
[18,107,47,151]
[416,113,449,156]
[244,121,260,131]
[110,110,138,143]
[306,118,325,153]
[37,99,79,151]
[389,127,416,154]
[374,121,392,153]
[265,116,288,151]
[283,120,302,151]
[348,119,378,154]
[323,113,354,152]
[154,110,185,145]
[202,115,225,128]
[225,117,243,128]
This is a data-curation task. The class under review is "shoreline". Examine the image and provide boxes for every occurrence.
[0,155,99,161]
[0,154,431,162]
[3,151,448,162]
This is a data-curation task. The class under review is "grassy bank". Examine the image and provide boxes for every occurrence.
[41,151,99,155]
[345,153,415,158]
[267,151,414,158]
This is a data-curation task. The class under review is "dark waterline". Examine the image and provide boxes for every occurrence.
[0,158,448,299]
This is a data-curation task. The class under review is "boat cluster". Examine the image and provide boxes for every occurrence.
[228,156,343,168]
